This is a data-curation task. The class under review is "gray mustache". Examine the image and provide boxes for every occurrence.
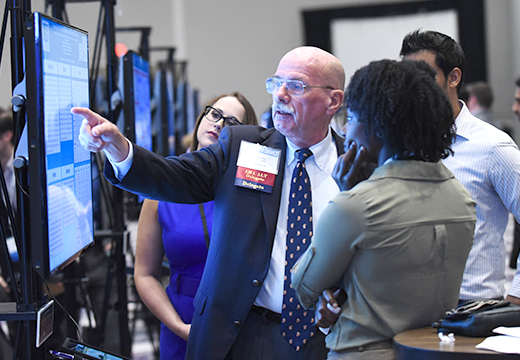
[272,102,295,114]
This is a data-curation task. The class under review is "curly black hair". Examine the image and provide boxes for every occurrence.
[400,29,466,92]
[345,59,455,162]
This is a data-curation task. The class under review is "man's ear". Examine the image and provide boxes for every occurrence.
[326,89,344,116]
[448,67,462,90]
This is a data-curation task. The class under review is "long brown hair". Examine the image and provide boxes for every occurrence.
[190,92,257,152]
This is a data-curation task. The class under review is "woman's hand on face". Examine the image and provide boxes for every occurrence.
[332,142,369,191]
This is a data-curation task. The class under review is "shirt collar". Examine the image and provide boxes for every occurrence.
[372,160,454,181]
[286,128,334,171]
[453,100,473,141]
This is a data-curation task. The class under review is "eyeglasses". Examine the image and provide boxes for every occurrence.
[265,78,335,97]
[204,106,242,126]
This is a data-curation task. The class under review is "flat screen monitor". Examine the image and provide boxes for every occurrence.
[151,66,175,157]
[187,86,199,135]
[61,337,132,360]
[175,80,187,154]
[120,50,152,209]
[122,50,152,152]
[24,12,94,278]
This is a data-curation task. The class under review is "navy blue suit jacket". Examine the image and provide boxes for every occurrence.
[105,125,345,359]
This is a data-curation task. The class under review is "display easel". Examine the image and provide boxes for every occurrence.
[0,1,48,358]
[0,0,132,358]
[45,0,132,356]
[115,26,151,61]
[150,46,176,157]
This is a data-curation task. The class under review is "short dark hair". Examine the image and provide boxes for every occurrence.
[515,77,520,88]
[345,59,455,162]
[400,29,466,91]
[465,81,493,109]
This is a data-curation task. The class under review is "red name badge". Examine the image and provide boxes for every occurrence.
[235,166,276,193]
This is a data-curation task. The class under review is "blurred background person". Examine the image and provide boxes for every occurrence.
[0,107,16,302]
[0,110,15,211]
[0,108,15,360]
[134,92,257,359]
[465,81,495,125]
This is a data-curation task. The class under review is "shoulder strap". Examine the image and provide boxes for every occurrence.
[198,203,210,249]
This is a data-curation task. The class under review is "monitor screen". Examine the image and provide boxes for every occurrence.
[25,12,94,278]
[61,337,132,360]
[175,80,187,153]
[151,66,176,157]
[122,50,153,152]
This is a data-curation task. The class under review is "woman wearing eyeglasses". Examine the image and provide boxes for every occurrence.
[135,92,257,360]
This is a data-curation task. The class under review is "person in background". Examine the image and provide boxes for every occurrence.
[74,45,345,360]
[292,59,476,360]
[0,109,16,294]
[400,29,520,303]
[464,81,495,125]
[134,92,257,359]
[0,109,15,360]
[260,106,274,128]
[458,84,469,104]
[0,110,15,211]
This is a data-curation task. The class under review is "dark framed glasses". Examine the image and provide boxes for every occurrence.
[204,106,242,126]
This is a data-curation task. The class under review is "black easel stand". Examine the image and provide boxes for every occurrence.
[150,46,176,157]
[45,0,132,356]
[0,0,132,357]
[115,26,151,61]
[0,0,49,358]
[176,60,189,155]
[97,1,131,355]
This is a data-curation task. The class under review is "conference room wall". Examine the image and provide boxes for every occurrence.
[1,0,519,142]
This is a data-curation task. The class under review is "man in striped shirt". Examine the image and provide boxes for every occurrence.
[400,29,520,303]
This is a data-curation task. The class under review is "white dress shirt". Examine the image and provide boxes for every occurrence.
[254,129,340,313]
[442,102,520,300]
[111,130,341,311]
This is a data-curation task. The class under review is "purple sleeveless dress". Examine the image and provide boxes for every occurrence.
[157,201,212,360]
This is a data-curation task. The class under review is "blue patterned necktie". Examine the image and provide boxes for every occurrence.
[281,148,314,351]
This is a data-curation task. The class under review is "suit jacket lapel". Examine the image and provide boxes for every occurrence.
[258,128,344,250]
[260,130,286,249]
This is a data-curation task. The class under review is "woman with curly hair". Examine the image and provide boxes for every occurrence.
[292,59,476,360]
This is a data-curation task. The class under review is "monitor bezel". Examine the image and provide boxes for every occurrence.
[25,12,93,279]
[122,50,152,151]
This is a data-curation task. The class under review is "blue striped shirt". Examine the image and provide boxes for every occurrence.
[442,102,520,300]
